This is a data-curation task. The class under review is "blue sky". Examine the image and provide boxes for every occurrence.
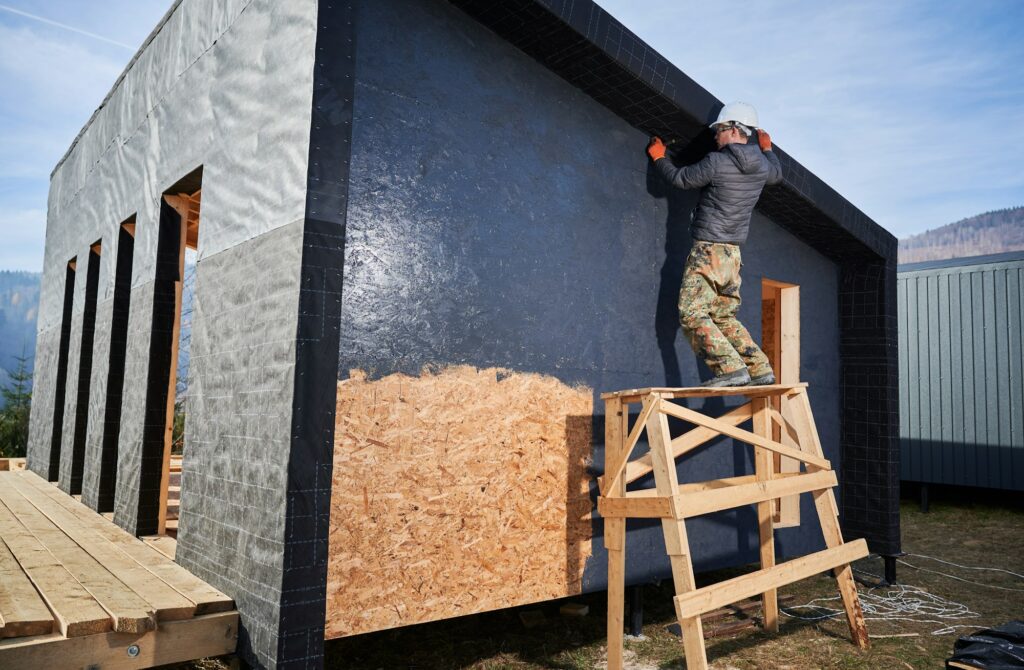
[0,1,169,271]
[1,1,1022,272]
[600,0,1024,239]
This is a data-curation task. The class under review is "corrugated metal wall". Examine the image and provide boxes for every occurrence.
[898,252,1024,490]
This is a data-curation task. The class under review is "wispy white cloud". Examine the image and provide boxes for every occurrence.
[0,3,135,49]
[0,1,165,272]
[0,23,126,182]
[0,23,125,117]
[597,0,1024,237]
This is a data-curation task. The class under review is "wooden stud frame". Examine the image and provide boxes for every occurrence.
[599,384,869,670]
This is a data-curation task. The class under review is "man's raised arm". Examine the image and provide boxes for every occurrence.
[647,137,716,190]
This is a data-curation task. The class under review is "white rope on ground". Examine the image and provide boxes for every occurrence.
[781,579,982,635]
[780,552,1024,635]
[900,553,1024,591]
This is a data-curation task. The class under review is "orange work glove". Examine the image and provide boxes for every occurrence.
[647,136,667,161]
[758,129,772,152]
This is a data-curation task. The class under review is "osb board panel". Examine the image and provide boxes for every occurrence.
[326,366,593,638]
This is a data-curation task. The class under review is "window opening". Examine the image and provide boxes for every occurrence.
[96,220,135,511]
[47,259,77,481]
[67,242,102,494]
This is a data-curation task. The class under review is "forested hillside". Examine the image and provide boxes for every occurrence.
[0,271,41,395]
[899,206,1024,263]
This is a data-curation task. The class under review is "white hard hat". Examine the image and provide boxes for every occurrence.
[710,101,759,131]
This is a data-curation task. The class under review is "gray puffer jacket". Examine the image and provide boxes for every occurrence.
[655,142,783,245]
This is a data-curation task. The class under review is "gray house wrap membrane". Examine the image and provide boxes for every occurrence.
[444,0,900,559]
[29,0,319,666]
[27,0,899,667]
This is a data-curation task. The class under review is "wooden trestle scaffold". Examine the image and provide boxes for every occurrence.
[597,383,870,670]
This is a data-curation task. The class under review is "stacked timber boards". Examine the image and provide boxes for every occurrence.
[0,458,27,471]
[0,470,237,668]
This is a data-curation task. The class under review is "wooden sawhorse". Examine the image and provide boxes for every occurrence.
[598,383,869,670]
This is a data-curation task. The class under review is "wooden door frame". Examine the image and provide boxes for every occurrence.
[158,189,201,535]
[762,279,800,527]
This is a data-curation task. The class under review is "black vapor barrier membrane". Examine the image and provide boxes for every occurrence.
[341,0,838,606]
[444,0,900,555]
[947,621,1024,669]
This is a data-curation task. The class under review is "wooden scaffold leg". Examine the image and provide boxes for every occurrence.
[785,389,870,648]
[600,384,870,670]
[605,396,627,670]
[647,399,707,669]
[752,397,779,633]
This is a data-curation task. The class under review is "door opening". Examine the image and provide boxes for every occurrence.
[137,166,201,539]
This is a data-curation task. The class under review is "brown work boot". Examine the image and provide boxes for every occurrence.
[700,368,751,388]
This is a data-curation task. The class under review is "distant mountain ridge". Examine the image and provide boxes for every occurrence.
[899,206,1024,264]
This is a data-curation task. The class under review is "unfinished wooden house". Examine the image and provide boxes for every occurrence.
[26,0,900,667]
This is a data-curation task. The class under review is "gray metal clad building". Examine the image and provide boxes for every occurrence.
[898,251,1024,491]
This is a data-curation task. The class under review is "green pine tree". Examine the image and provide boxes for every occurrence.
[0,353,33,458]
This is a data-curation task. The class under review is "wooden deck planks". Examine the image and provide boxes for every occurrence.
[5,474,196,622]
[0,610,238,669]
[0,537,53,639]
[0,497,110,638]
[141,535,177,560]
[14,471,233,614]
[0,483,156,634]
[0,470,240,667]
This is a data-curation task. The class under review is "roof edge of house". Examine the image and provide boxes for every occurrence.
[449,0,895,262]
[898,249,1024,273]
[50,0,897,266]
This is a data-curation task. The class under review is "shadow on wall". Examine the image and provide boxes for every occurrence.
[566,414,600,593]
[900,438,1024,492]
[645,133,716,388]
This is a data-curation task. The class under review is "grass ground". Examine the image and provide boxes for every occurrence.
[179,486,1024,669]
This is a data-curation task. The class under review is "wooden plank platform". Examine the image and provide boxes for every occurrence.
[600,382,807,402]
[0,470,238,668]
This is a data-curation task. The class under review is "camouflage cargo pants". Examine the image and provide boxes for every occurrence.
[678,241,772,378]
